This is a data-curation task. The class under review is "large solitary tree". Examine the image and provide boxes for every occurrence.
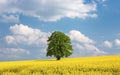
[46,31,73,60]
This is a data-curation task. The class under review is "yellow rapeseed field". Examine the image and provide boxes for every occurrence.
[0,55,120,75]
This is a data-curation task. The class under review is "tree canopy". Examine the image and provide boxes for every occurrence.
[46,31,73,60]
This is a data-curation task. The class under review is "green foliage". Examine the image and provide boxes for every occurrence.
[46,31,73,60]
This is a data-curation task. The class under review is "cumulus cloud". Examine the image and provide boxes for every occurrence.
[84,44,101,52]
[0,0,98,21]
[115,39,120,47]
[103,40,112,48]
[69,30,94,44]
[5,24,49,46]
[4,24,50,60]
[68,30,105,56]
[0,48,30,60]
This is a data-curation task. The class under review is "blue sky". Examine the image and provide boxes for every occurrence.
[0,0,120,61]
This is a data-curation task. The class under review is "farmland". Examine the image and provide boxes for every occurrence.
[0,55,120,75]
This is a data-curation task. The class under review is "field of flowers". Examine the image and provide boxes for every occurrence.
[0,55,120,75]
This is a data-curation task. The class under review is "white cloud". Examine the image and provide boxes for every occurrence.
[0,0,98,21]
[0,48,30,59]
[69,30,94,44]
[115,39,120,47]
[5,24,49,46]
[5,36,15,44]
[0,0,20,14]
[68,30,105,56]
[84,44,101,52]
[1,15,19,23]
[72,43,106,57]
[75,44,84,50]
[4,24,50,60]
[1,48,30,54]
[103,40,112,48]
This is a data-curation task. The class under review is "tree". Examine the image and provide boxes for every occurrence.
[46,31,73,60]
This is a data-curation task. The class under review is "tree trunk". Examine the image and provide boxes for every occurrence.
[57,57,61,60]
